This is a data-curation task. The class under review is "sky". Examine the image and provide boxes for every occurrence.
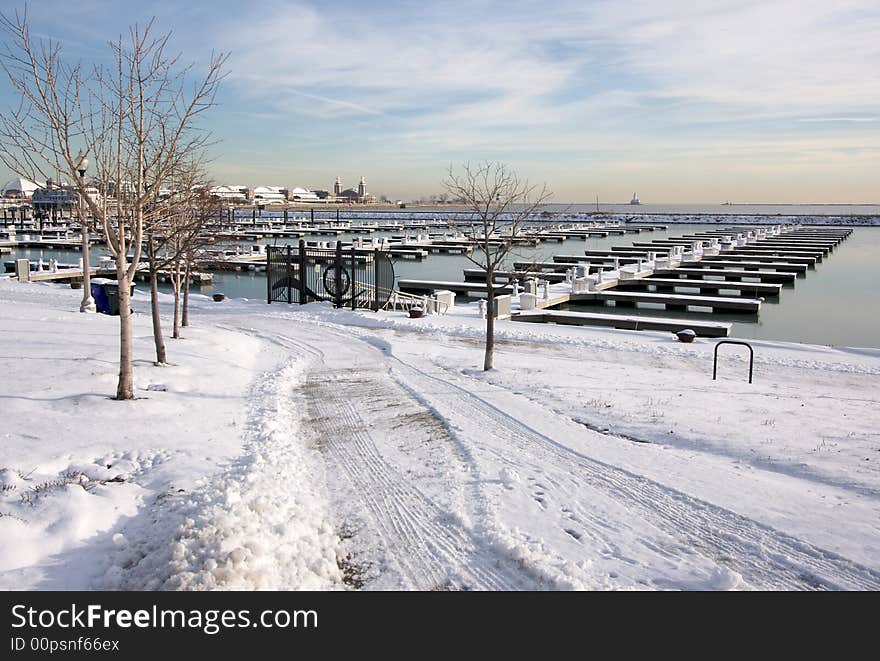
[1,0,878,203]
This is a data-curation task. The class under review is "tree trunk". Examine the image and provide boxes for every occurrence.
[172,263,181,339]
[182,255,191,328]
[149,269,167,364]
[484,276,495,371]
[115,266,135,400]
[146,235,168,364]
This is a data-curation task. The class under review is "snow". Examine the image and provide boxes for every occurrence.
[1,277,879,590]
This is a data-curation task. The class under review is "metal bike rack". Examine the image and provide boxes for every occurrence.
[713,340,755,384]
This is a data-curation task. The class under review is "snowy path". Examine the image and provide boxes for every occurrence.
[227,316,880,590]
[232,328,544,590]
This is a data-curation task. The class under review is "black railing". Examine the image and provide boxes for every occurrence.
[267,240,395,311]
[713,340,755,384]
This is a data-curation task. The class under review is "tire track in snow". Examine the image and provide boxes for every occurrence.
[383,354,880,591]
[223,323,543,590]
[304,369,542,590]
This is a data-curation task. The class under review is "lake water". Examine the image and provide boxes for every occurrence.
[7,222,880,349]
[305,203,880,217]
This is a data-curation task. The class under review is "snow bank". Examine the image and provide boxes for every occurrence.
[0,279,341,590]
[96,358,344,590]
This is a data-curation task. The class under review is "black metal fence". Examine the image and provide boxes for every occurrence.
[267,240,395,311]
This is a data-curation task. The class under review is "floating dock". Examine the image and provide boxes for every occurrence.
[653,267,796,283]
[613,277,782,297]
[512,310,731,337]
[591,290,761,313]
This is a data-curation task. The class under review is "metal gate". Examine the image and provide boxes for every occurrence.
[267,240,395,310]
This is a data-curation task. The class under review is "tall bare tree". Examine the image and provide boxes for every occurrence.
[0,8,226,398]
[444,162,551,371]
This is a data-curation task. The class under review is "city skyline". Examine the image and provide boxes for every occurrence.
[1,0,878,203]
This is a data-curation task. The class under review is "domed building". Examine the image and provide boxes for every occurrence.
[2,177,40,200]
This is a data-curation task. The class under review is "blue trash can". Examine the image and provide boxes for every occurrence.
[102,282,135,315]
[90,280,111,314]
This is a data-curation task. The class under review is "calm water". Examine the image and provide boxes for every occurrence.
[546,203,880,216]
[302,203,880,217]
[7,223,880,348]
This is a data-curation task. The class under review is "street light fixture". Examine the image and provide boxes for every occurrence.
[76,151,96,313]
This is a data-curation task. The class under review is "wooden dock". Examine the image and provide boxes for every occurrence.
[653,267,796,283]
[398,279,515,295]
[591,290,761,313]
[512,310,731,337]
[682,259,808,273]
[613,277,782,296]
[700,254,817,266]
[463,269,568,283]
[13,265,212,285]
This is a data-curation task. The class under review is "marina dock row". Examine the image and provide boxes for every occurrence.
[399,225,852,337]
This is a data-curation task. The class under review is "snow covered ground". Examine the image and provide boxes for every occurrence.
[1,279,878,590]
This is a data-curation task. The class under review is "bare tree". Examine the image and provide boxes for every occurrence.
[157,175,218,340]
[0,8,226,398]
[443,162,551,371]
[142,167,216,362]
[179,187,221,331]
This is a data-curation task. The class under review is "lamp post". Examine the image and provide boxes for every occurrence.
[76,152,96,312]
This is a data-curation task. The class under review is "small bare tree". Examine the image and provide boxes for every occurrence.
[179,188,221,331]
[443,162,551,371]
[142,167,215,362]
[0,8,226,398]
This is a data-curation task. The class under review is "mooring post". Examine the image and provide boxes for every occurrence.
[336,208,340,224]
[311,208,314,223]
[298,239,307,304]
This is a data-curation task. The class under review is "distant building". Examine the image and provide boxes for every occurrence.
[251,186,287,205]
[2,177,40,200]
[333,177,342,196]
[335,175,376,204]
[287,186,320,202]
[209,185,248,203]
[107,180,137,199]
[32,180,79,210]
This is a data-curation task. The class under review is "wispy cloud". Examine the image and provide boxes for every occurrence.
[798,117,880,123]
[2,0,879,200]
